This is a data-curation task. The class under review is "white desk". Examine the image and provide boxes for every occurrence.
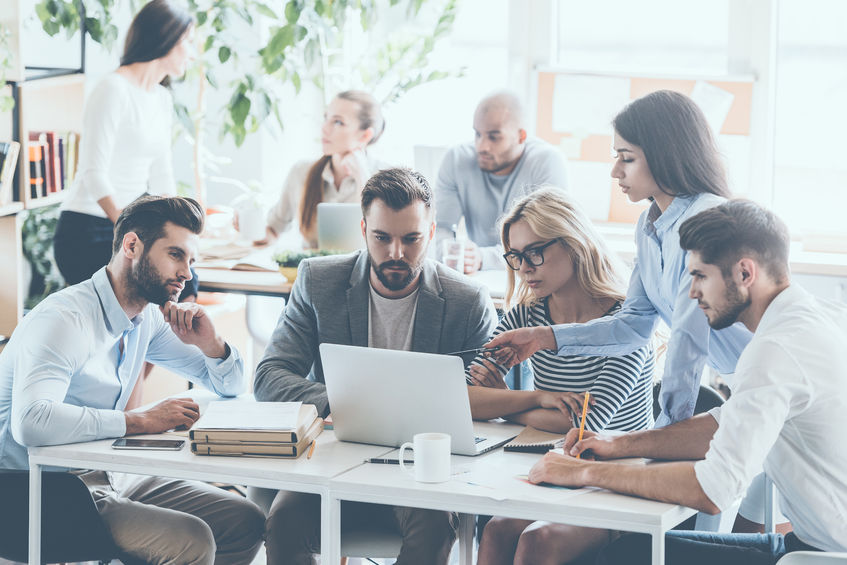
[330,449,697,565]
[27,431,391,565]
[28,433,696,565]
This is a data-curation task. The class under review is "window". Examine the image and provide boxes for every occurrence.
[556,0,728,75]
[772,0,847,237]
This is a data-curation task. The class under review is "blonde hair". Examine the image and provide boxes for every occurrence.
[500,187,628,308]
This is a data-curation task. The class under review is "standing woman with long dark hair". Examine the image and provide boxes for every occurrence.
[488,90,753,427]
[54,0,198,298]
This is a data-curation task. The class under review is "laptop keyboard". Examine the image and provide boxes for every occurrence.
[474,436,486,444]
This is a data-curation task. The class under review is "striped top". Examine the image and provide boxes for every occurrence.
[469,299,655,432]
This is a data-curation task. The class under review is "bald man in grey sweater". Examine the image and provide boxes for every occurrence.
[435,91,569,273]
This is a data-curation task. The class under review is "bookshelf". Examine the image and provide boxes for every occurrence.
[0,1,87,335]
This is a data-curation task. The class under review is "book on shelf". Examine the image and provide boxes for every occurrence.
[189,401,320,444]
[28,144,45,199]
[0,141,21,206]
[65,131,79,187]
[503,426,565,453]
[28,134,53,196]
[191,417,323,458]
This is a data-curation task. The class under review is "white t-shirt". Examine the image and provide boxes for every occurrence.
[62,72,175,217]
[367,284,419,351]
[694,284,847,552]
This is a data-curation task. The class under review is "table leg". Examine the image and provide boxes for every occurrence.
[29,464,41,565]
[458,513,474,565]
[321,491,341,564]
[651,529,665,565]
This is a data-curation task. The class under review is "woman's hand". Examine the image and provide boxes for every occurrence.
[468,357,507,388]
[339,148,370,188]
[486,327,557,368]
[536,390,594,417]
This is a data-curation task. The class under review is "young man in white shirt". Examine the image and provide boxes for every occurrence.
[524,200,847,563]
[0,196,264,564]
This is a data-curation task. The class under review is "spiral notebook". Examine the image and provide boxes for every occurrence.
[503,426,565,453]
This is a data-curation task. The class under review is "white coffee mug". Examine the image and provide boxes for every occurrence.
[399,432,451,483]
[236,205,266,241]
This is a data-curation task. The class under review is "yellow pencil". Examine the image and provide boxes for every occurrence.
[307,440,316,459]
[576,391,590,459]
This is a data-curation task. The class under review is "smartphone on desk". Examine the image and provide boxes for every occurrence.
[111,438,185,451]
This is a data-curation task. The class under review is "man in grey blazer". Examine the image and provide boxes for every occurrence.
[254,167,498,565]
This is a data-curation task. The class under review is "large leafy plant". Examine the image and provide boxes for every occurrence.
[35,0,461,204]
[0,23,15,112]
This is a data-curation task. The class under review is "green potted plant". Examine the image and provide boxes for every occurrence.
[272,249,340,282]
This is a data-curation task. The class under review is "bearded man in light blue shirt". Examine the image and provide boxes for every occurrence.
[0,195,264,565]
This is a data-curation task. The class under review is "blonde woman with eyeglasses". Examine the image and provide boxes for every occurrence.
[470,187,655,565]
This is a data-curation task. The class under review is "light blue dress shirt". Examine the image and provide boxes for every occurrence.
[553,194,752,426]
[0,267,244,470]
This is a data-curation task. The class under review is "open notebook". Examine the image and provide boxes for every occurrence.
[503,426,565,453]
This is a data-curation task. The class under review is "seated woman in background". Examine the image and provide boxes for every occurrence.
[470,188,655,565]
[253,90,385,247]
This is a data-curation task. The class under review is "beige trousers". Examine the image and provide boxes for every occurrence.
[80,471,265,565]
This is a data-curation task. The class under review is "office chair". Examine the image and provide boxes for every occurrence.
[777,552,847,564]
[0,470,120,564]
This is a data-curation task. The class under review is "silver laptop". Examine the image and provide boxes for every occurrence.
[317,203,365,251]
[320,343,520,456]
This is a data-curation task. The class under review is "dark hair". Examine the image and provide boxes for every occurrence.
[113,195,204,255]
[678,199,789,283]
[299,91,385,237]
[361,167,433,215]
[613,90,730,199]
[121,0,193,87]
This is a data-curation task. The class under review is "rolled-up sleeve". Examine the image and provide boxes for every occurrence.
[694,341,808,510]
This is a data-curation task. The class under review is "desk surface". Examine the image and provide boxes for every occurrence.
[196,266,510,301]
[28,431,392,492]
[332,447,696,533]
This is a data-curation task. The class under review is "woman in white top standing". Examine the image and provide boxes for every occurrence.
[255,91,385,247]
[54,0,195,293]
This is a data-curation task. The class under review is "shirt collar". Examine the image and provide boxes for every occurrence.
[757,284,806,334]
[91,267,138,335]
[642,196,696,237]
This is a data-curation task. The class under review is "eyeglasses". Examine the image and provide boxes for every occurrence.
[502,239,559,270]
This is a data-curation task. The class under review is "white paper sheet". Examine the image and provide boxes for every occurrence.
[194,401,303,430]
[690,81,734,136]
[552,75,631,134]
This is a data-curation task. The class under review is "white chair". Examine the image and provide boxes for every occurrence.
[244,294,285,371]
[777,552,847,564]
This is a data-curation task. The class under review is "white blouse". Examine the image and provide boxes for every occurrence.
[62,72,175,218]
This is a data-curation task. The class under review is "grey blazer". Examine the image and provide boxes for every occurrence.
[253,250,498,416]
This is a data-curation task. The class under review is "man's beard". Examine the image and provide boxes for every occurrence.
[370,256,423,292]
[707,278,750,330]
[128,251,181,306]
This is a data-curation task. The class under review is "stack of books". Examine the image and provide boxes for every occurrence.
[190,401,323,458]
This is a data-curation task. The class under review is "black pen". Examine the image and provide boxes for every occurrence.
[365,458,403,464]
[445,346,501,356]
